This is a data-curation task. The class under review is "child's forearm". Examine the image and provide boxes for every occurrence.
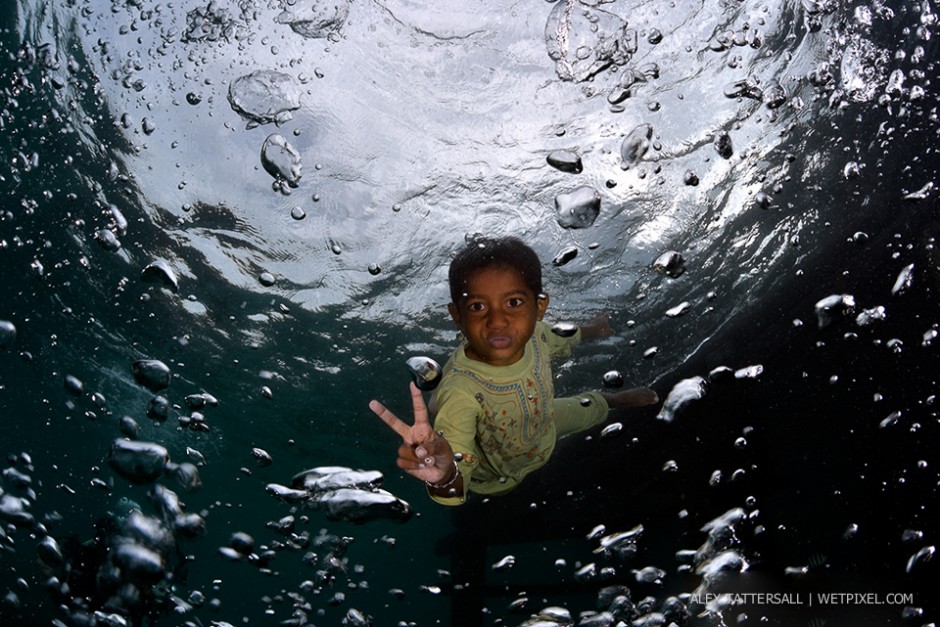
[577,313,614,341]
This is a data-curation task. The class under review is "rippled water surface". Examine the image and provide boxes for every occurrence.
[1,0,938,625]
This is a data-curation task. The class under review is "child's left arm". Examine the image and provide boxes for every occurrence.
[579,312,615,341]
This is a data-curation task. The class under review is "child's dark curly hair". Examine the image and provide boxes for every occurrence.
[448,235,543,304]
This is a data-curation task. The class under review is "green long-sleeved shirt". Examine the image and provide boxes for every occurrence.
[429,321,607,505]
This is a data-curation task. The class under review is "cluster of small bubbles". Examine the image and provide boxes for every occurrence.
[267,466,411,524]
[544,1,633,82]
[178,410,209,432]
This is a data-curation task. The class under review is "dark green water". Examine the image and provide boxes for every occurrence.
[1,0,938,625]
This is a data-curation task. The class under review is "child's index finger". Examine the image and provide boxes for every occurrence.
[369,399,412,440]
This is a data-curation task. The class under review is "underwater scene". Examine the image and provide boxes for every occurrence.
[1,0,938,625]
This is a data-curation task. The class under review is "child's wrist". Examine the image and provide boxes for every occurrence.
[425,459,459,489]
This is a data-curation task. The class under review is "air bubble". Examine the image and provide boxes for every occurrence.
[406,356,443,391]
[555,186,600,229]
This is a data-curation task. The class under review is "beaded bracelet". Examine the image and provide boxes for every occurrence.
[426,460,460,490]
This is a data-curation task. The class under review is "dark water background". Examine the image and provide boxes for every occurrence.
[1,0,938,625]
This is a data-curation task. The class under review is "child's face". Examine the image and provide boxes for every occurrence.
[448,266,548,367]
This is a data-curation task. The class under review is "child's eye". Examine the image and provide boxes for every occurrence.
[467,302,486,313]
[507,298,525,308]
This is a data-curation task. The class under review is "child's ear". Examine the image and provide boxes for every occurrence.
[448,302,461,326]
[536,292,549,320]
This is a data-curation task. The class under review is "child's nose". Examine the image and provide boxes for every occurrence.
[486,309,508,328]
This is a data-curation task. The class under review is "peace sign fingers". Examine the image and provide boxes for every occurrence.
[369,398,411,440]
[370,382,433,445]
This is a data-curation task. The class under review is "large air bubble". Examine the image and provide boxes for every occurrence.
[228,70,302,128]
[555,186,601,229]
[261,134,303,193]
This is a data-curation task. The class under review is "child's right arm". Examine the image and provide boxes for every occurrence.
[370,383,464,494]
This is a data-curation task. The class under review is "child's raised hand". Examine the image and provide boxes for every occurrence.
[369,382,456,485]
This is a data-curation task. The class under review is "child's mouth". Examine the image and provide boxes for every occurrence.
[487,336,513,349]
